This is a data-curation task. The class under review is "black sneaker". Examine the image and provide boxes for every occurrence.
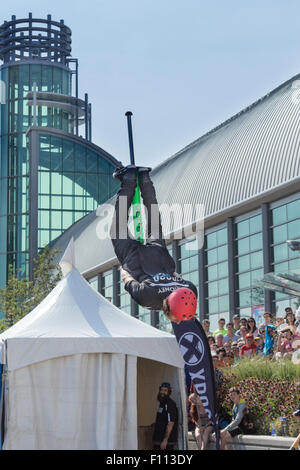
[113,164,137,180]
[137,166,152,173]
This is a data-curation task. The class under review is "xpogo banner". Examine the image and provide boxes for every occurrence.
[172,318,220,449]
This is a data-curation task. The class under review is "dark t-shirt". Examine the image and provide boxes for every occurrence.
[153,397,178,444]
[125,273,198,311]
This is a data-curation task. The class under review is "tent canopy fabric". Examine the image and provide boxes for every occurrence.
[0,240,187,450]
[0,267,184,371]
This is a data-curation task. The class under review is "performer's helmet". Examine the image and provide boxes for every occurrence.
[168,287,197,321]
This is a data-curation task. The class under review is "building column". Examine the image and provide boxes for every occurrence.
[112,265,119,306]
[151,310,159,329]
[172,239,179,272]
[262,203,273,313]
[98,273,103,295]
[28,130,39,280]
[227,217,237,319]
[131,299,139,318]
[198,247,206,322]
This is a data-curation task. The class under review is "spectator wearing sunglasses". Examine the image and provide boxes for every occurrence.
[285,308,297,334]
[247,317,258,336]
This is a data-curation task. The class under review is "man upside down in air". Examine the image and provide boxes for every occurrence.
[110,165,198,323]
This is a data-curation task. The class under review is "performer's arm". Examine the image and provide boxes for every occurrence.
[120,267,135,284]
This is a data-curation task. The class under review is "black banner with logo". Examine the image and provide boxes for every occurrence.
[172,318,220,450]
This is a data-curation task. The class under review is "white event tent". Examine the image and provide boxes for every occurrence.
[0,240,187,450]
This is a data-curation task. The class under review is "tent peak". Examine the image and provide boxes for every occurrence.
[59,237,75,276]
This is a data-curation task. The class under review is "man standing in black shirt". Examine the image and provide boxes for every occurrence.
[110,165,198,322]
[152,382,178,450]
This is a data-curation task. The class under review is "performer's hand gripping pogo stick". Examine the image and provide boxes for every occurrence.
[125,111,144,244]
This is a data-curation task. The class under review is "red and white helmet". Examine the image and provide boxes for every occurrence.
[168,287,197,321]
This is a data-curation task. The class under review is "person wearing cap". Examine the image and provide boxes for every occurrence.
[240,333,257,359]
[254,336,264,357]
[152,382,178,450]
[110,165,198,323]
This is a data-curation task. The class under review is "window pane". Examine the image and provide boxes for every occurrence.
[51,211,62,229]
[207,249,217,265]
[52,195,61,209]
[273,243,288,263]
[249,215,262,233]
[75,144,86,172]
[180,258,189,274]
[217,228,227,245]
[251,268,264,284]
[189,270,199,287]
[218,278,228,295]
[274,261,289,273]
[207,265,218,281]
[40,172,50,193]
[272,205,287,225]
[250,251,263,269]
[237,219,249,238]
[287,219,300,239]
[273,225,288,244]
[62,175,73,195]
[40,195,50,209]
[189,255,198,272]
[239,290,251,307]
[218,261,228,278]
[219,295,229,312]
[287,199,300,221]
[208,297,218,314]
[62,196,73,210]
[237,237,250,255]
[62,212,73,229]
[238,272,251,290]
[208,281,218,297]
[206,232,217,249]
[250,233,262,251]
[51,173,62,194]
[62,140,74,171]
[238,254,250,273]
[289,258,300,272]
[217,244,227,261]
[87,150,98,173]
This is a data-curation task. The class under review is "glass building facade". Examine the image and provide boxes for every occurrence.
[235,213,264,317]
[205,226,229,327]
[86,193,300,332]
[0,15,120,289]
[270,196,300,313]
[37,133,118,250]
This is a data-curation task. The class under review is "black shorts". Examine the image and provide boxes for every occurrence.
[228,427,242,438]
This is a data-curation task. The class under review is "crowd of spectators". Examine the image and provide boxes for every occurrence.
[204,306,300,364]
[187,306,300,449]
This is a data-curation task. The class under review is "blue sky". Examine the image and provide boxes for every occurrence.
[1,1,300,167]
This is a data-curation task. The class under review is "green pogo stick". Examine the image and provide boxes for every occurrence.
[125,111,144,244]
